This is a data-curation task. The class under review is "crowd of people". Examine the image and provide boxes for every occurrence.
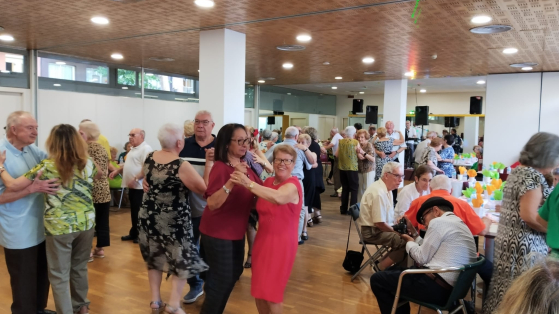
[0,110,557,314]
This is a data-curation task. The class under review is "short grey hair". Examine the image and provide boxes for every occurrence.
[430,175,452,192]
[195,110,213,121]
[519,132,559,169]
[157,123,183,149]
[381,162,403,177]
[331,127,339,133]
[427,131,438,139]
[261,129,273,140]
[6,111,33,129]
[285,126,299,139]
[79,121,100,141]
[345,126,357,138]
[304,127,318,141]
[270,132,279,142]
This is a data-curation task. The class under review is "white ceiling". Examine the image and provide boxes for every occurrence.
[278,76,487,96]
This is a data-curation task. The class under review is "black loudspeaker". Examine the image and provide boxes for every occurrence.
[415,106,429,125]
[352,99,364,114]
[267,116,275,125]
[365,106,378,124]
[470,96,483,114]
[444,117,459,128]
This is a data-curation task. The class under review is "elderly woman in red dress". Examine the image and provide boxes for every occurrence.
[230,144,302,314]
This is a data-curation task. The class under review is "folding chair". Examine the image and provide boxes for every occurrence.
[348,203,391,282]
[109,174,126,209]
[391,256,486,314]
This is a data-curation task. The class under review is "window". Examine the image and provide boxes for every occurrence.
[47,63,76,80]
[86,66,109,84]
[117,69,137,86]
[38,57,108,84]
[1,52,24,73]
[144,73,195,94]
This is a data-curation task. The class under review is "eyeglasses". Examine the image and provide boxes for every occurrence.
[419,208,433,225]
[230,138,250,146]
[388,172,405,180]
[195,120,212,126]
[273,158,294,165]
[128,133,139,137]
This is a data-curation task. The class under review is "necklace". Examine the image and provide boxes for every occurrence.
[227,162,250,178]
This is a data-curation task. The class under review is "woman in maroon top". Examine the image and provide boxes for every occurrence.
[199,123,263,314]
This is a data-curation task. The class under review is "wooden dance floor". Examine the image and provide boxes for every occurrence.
[0,190,434,314]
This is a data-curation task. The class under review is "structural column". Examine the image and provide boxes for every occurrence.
[462,117,479,154]
[199,29,246,131]
[383,79,408,164]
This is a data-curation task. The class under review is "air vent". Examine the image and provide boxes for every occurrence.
[263,77,276,80]
[364,71,385,75]
[470,25,512,34]
[510,62,538,68]
[149,57,175,62]
[276,45,306,51]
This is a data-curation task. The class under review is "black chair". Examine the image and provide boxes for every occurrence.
[347,203,391,282]
[391,256,486,314]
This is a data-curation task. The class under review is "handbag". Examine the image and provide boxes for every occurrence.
[342,216,364,273]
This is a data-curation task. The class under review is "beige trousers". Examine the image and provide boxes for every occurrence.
[361,225,407,264]
[45,228,94,314]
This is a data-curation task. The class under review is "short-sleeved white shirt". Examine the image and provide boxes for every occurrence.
[122,141,153,189]
[358,179,394,227]
[331,133,344,155]
[394,182,429,218]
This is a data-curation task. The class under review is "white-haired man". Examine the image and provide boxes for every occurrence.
[267,126,315,244]
[323,127,344,197]
[414,131,437,165]
[110,128,153,243]
[0,111,59,314]
[358,162,408,270]
[179,110,215,303]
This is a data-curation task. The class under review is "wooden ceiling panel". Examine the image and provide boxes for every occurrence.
[1,0,559,85]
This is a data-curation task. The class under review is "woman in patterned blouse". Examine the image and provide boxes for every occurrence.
[0,124,104,314]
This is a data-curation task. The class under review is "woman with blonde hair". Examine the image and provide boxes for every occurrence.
[0,124,104,314]
[420,137,445,175]
[183,120,194,138]
[355,129,375,201]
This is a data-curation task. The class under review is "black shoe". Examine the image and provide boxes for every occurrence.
[38,310,57,314]
[133,238,139,243]
[330,193,338,197]
[298,239,304,245]
[301,231,309,240]
[340,210,348,215]
[121,235,137,241]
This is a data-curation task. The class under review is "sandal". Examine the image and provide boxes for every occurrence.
[150,301,164,312]
[313,214,323,224]
[244,253,252,268]
[164,304,186,314]
[307,218,314,227]
[88,252,94,263]
[301,231,309,241]
[92,248,105,258]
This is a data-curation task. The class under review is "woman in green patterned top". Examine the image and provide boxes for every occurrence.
[0,124,104,314]
[335,126,361,215]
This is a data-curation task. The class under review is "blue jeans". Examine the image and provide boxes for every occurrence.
[187,216,204,290]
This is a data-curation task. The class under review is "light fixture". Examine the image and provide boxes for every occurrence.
[335,76,342,80]
[111,53,124,59]
[521,67,533,71]
[53,84,61,87]
[476,80,486,85]
[471,16,492,24]
[362,57,375,64]
[55,61,66,65]
[296,34,312,42]
[0,34,14,41]
[0,70,10,73]
[194,0,215,8]
[198,69,200,72]
[420,89,426,93]
[331,86,337,90]
[503,48,518,54]
[405,71,414,77]
[122,87,129,89]
[359,91,365,94]
[91,17,109,25]
[146,73,154,76]
[282,63,293,69]
[287,93,291,95]
[258,80,265,83]
[323,61,330,65]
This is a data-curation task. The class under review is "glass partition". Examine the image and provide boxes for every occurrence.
[259,85,336,115]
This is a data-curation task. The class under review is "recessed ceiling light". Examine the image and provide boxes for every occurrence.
[194,0,214,7]
[331,86,337,90]
[53,84,61,87]
[282,63,293,69]
[404,71,414,77]
[0,34,14,41]
[335,76,342,80]
[359,91,365,94]
[362,57,375,64]
[503,48,518,54]
[323,62,330,65]
[470,24,513,34]
[476,80,486,85]
[55,61,66,65]
[471,16,492,24]
[148,57,175,62]
[122,86,129,89]
[198,69,200,72]
[111,53,123,59]
[1,70,10,73]
[364,71,385,75]
[521,67,533,71]
[296,34,311,42]
[510,62,538,68]
[420,89,426,93]
[258,80,265,83]
[91,17,109,25]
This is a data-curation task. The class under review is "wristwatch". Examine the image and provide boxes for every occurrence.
[222,185,231,194]
[248,182,255,190]
[0,166,5,175]
[303,148,308,152]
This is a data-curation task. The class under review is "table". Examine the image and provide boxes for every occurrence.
[453,161,474,168]
[484,223,499,263]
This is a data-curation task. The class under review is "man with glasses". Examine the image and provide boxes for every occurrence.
[110,128,152,243]
[357,162,407,270]
[370,197,477,314]
[179,110,215,304]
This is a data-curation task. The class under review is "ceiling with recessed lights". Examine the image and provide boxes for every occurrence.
[0,0,558,85]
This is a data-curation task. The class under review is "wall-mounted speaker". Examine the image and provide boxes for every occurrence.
[415,106,429,125]
[352,99,364,114]
[365,106,378,124]
[267,116,275,125]
[470,96,483,114]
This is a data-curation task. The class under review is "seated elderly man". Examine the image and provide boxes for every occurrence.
[370,197,477,314]
[358,161,405,270]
